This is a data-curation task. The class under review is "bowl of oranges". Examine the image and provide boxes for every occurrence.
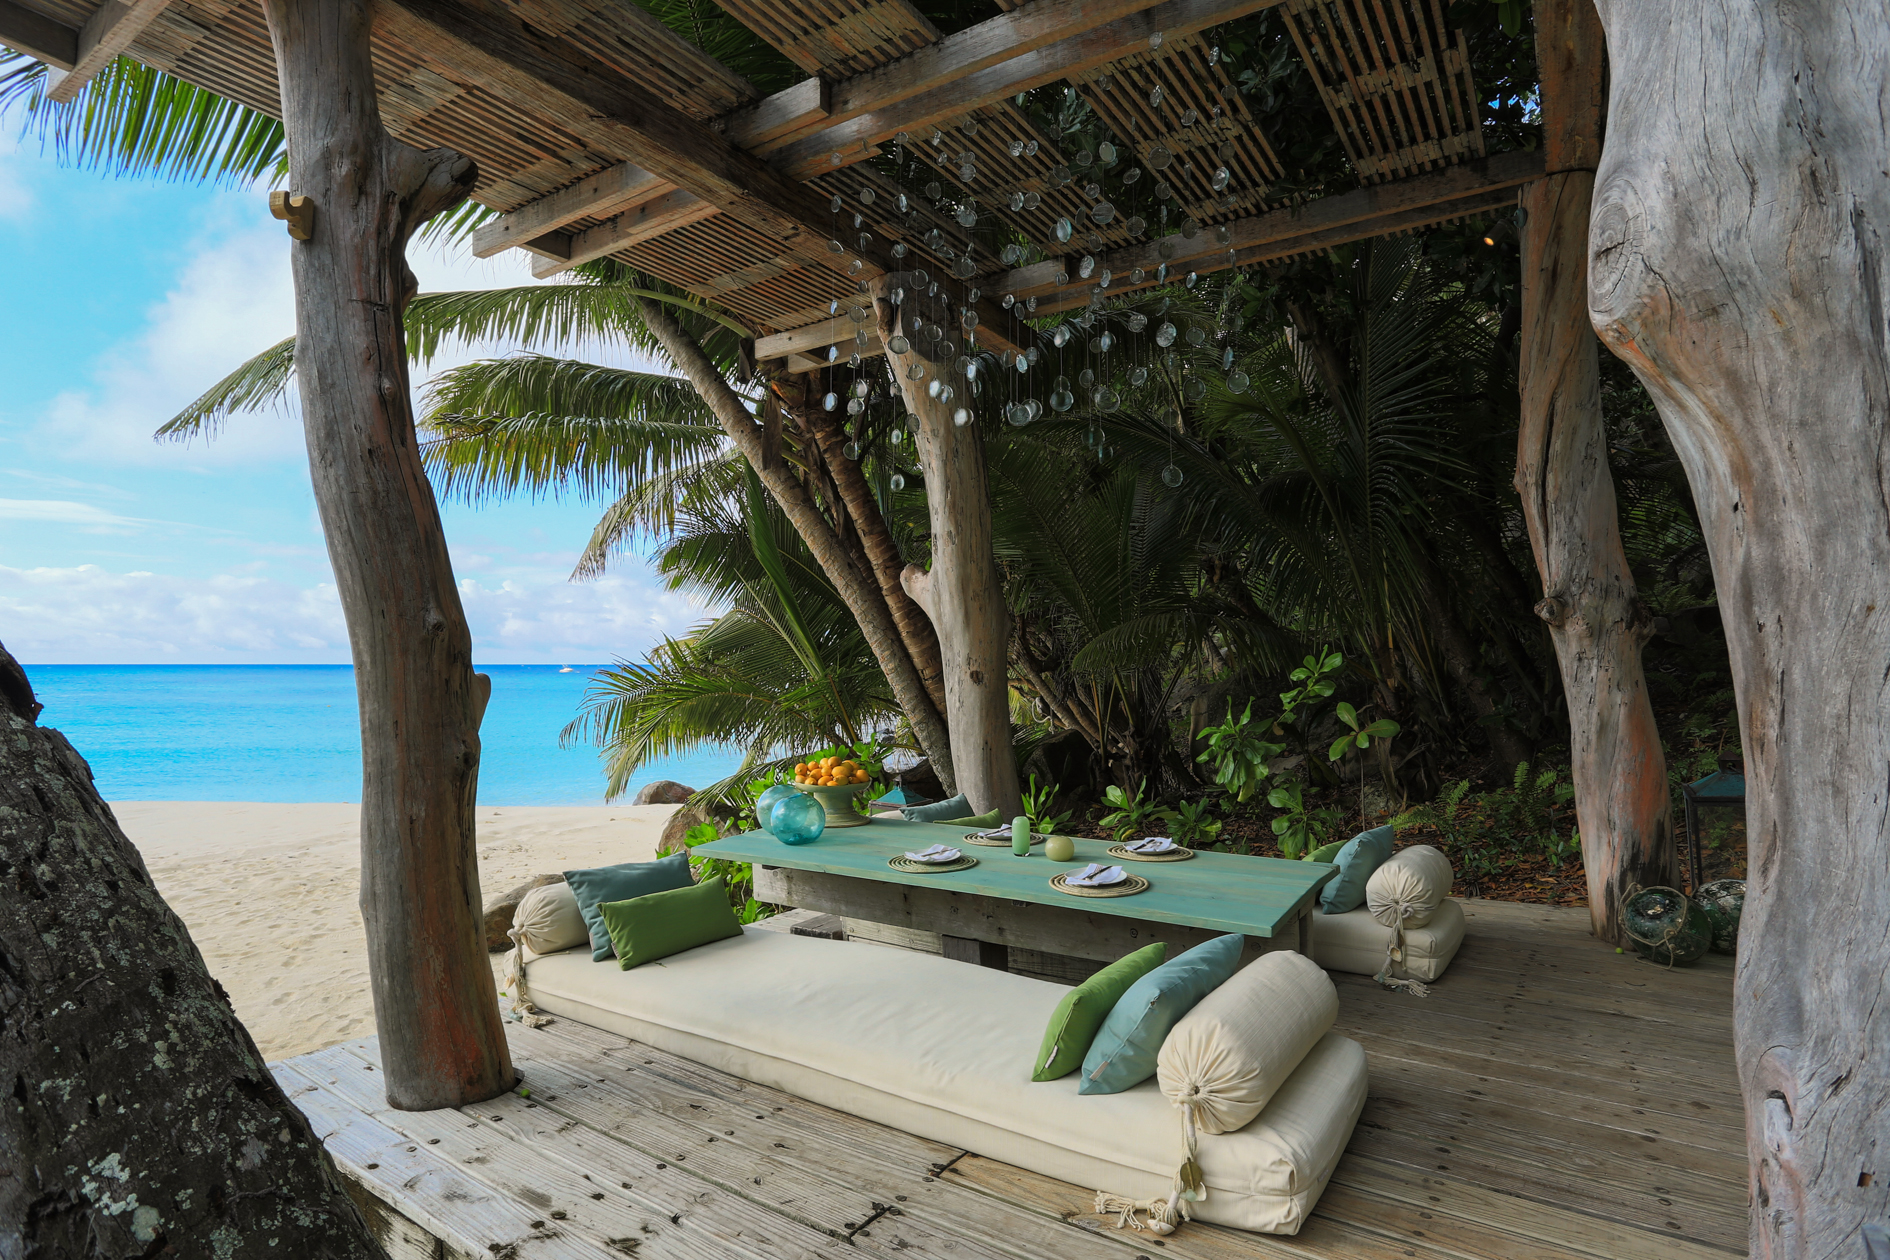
[792,754,873,828]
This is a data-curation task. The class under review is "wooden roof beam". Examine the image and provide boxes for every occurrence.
[43,0,177,103]
[379,0,1022,351]
[472,0,1263,264]
[1006,150,1545,313]
[0,0,77,69]
[768,0,1290,178]
[528,190,720,278]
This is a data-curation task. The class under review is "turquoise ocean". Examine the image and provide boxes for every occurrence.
[24,664,744,805]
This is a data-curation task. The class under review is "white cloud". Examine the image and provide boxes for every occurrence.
[0,499,149,528]
[0,561,708,664]
[0,145,33,220]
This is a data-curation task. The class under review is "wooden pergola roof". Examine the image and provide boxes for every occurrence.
[2,0,1541,367]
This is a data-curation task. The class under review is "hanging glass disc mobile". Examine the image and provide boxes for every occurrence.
[1007,401,1032,427]
[822,391,840,410]
[1050,377,1076,412]
[1227,369,1250,393]
[890,472,906,490]
[1161,463,1184,487]
[953,407,974,427]
[1154,322,1177,347]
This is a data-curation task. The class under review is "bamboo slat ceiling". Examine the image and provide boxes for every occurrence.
[4,0,1515,348]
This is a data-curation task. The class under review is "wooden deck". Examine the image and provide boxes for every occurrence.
[272,899,1750,1260]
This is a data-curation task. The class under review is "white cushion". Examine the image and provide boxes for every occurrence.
[1156,951,1337,1135]
[512,880,588,957]
[1311,898,1465,982]
[523,929,1366,1234]
[1366,845,1453,929]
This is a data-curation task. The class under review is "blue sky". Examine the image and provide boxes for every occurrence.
[0,134,707,664]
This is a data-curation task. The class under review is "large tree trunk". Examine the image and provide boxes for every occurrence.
[780,375,950,715]
[1588,4,1890,1253]
[264,0,512,1110]
[0,645,386,1257]
[873,274,1023,819]
[635,297,957,791]
[1514,0,1674,943]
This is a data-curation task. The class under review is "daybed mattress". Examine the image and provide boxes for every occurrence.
[1310,897,1466,982]
[523,927,1367,1234]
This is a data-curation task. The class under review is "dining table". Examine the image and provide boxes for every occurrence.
[690,818,1338,971]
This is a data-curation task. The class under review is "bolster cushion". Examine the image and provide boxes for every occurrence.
[1157,950,1338,1135]
[512,880,590,957]
[1366,844,1453,929]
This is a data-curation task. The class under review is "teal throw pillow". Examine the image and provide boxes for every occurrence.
[902,794,970,823]
[599,877,743,969]
[1319,825,1394,914]
[1079,933,1245,1095]
[564,851,694,961]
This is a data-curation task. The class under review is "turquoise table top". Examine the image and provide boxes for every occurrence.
[692,818,1337,938]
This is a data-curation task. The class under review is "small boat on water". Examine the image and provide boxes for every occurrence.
[558,665,574,673]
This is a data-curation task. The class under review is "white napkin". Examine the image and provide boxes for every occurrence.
[973,826,1013,840]
[903,844,964,864]
[1066,863,1128,887]
[1126,836,1179,853]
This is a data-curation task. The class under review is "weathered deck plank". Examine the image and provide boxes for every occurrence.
[277,899,1749,1259]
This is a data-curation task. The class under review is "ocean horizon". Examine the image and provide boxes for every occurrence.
[21,663,745,806]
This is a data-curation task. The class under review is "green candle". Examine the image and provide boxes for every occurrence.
[1011,815,1031,856]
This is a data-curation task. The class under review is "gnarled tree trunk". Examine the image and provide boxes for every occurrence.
[1515,0,1674,943]
[874,274,1022,819]
[264,0,512,1110]
[635,297,957,791]
[1589,4,1890,1253]
[0,645,386,1257]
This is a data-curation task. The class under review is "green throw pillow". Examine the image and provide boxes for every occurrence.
[1032,942,1166,1082]
[937,809,1002,829]
[1078,933,1244,1095]
[599,877,743,970]
[902,794,970,823]
[1305,840,1346,865]
[1319,825,1394,914]
[564,851,694,961]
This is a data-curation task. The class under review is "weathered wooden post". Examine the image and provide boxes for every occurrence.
[1588,2,1890,1253]
[873,273,1023,819]
[1514,0,1674,942]
[262,0,512,1109]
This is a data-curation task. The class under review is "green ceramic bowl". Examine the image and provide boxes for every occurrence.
[795,781,869,828]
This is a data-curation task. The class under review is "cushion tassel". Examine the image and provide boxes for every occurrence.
[1373,900,1431,997]
[504,928,554,1028]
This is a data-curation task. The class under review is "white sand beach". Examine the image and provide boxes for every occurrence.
[114,801,677,1062]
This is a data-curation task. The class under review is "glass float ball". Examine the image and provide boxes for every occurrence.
[1227,369,1250,393]
[890,472,906,490]
[756,784,799,829]
[1161,463,1184,488]
[1154,321,1177,347]
[953,406,974,427]
[771,792,826,845]
[1007,402,1032,427]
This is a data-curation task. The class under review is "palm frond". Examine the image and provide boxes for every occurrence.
[157,334,296,443]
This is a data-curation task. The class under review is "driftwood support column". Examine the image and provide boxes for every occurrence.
[873,273,1022,819]
[263,0,512,1109]
[1589,3,1890,1253]
[1514,0,1673,942]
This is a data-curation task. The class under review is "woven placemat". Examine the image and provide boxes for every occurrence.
[1050,871,1151,898]
[1108,843,1195,863]
[888,854,980,874]
[963,832,1043,848]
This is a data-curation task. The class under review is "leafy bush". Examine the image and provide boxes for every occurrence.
[1170,797,1224,849]
[1022,774,1073,836]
